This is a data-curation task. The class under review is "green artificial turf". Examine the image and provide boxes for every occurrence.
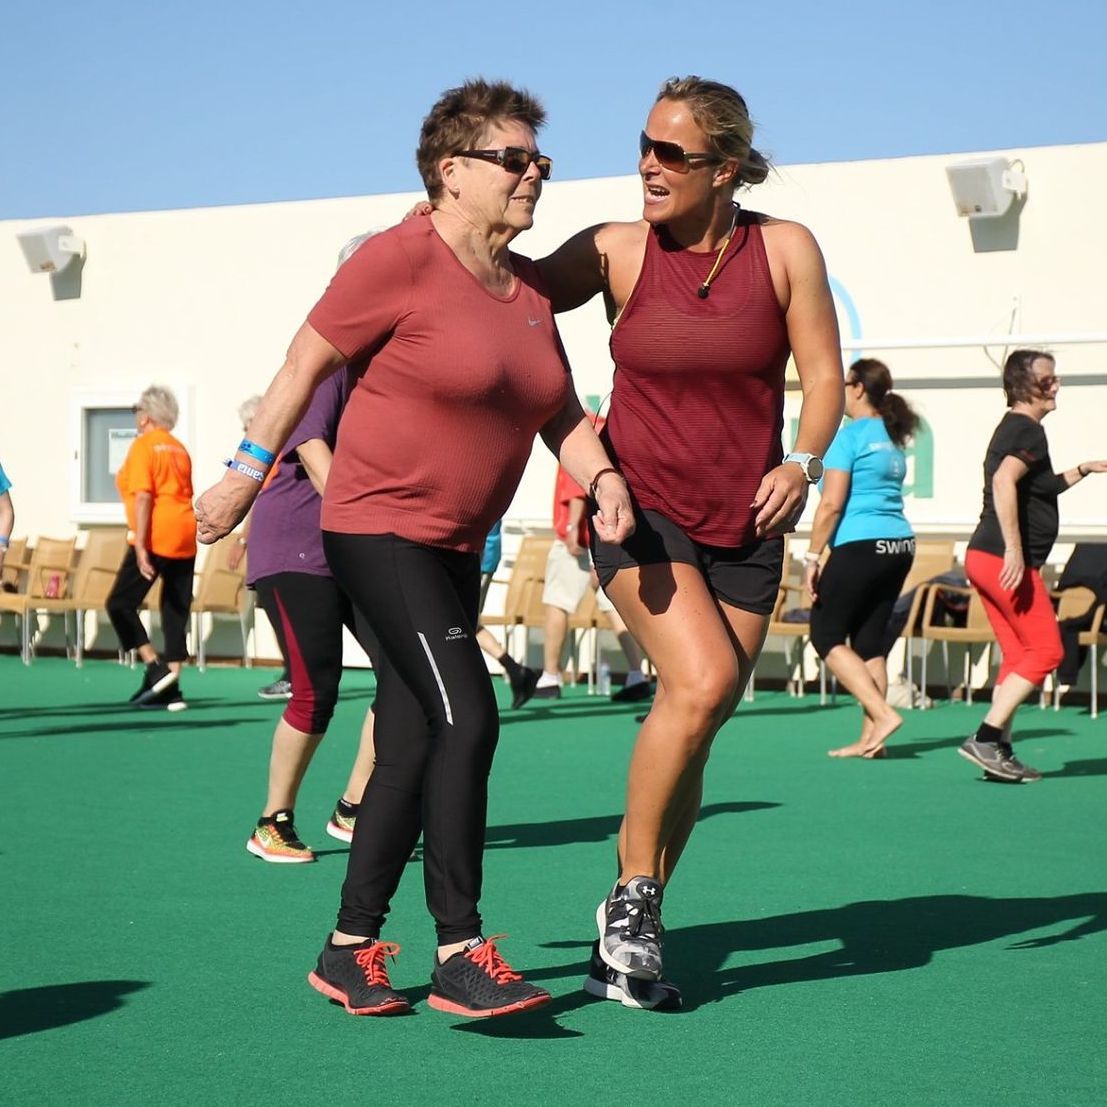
[2,656,1106,1105]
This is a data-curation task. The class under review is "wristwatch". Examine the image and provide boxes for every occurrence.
[783,452,824,483]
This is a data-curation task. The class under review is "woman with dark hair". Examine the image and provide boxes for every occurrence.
[536,76,844,1002]
[959,350,1107,783]
[194,78,633,1018]
[804,359,918,758]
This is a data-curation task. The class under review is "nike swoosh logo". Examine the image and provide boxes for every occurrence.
[528,317,542,327]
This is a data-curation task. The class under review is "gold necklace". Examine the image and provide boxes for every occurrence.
[697,204,740,300]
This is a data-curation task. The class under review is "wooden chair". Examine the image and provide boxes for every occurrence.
[0,536,79,663]
[27,528,129,666]
[897,539,958,697]
[1077,602,1107,720]
[758,539,812,697]
[191,536,253,670]
[1,537,28,593]
[1049,586,1106,718]
[918,583,996,707]
[479,535,553,658]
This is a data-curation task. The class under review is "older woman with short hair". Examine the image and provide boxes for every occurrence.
[106,384,195,710]
[960,350,1107,783]
[195,78,633,1019]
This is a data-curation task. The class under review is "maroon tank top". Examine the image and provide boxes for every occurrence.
[604,212,789,546]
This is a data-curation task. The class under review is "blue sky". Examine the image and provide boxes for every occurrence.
[3,0,1104,218]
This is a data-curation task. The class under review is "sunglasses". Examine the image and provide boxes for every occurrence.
[1036,375,1061,390]
[455,147,552,180]
[639,131,721,173]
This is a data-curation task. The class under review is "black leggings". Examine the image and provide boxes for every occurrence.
[809,538,914,661]
[253,572,379,734]
[106,547,195,662]
[323,531,497,944]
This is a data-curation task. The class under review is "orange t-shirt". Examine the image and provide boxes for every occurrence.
[116,427,197,558]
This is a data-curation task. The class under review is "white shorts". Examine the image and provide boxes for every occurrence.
[541,540,615,614]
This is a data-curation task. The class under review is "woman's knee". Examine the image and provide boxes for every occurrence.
[666,664,740,730]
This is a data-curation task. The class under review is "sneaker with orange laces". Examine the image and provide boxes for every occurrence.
[307,938,410,1016]
[428,935,551,1018]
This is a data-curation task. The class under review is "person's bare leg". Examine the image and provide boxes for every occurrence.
[604,564,742,883]
[263,718,324,815]
[542,605,569,679]
[341,707,376,805]
[475,626,504,660]
[607,608,646,674]
[825,645,902,758]
[983,673,1036,733]
[857,657,890,757]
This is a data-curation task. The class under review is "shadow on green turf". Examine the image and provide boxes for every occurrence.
[660,890,1107,1009]
[0,980,150,1040]
[0,715,264,740]
[484,801,779,851]
[886,727,1074,760]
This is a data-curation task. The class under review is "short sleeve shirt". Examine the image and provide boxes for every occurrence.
[246,367,351,584]
[307,217,571,552]
[822,417,913,547]
[115,428,196,558]
[968,412,1059,567]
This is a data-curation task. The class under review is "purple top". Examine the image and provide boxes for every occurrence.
[246,367,351,584]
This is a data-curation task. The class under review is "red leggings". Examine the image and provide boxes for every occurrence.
[965,549,1063,687]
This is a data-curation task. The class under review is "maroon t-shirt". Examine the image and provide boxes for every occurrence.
[307,217,571,552]
[605,214,789,546]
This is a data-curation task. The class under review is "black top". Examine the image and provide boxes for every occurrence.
[968,412,1062,568]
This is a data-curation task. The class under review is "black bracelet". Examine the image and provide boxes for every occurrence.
[588,467,622,499]
[1078,464,1088,478]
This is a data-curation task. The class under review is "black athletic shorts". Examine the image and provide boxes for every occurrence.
[809,537,915,660]
[592,507,784,616]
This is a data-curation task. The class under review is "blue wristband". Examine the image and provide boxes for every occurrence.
[225,458,266,482]
[238,438,276,466]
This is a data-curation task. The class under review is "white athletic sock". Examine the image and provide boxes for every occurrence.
[536,671,561,689]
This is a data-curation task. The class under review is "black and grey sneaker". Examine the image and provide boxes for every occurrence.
[129,660,177,706]
[597,876,664,980]
[959,738,1035,782]
[428,936,551,1018]
[258,678,293,701]
[583,940,681,1011]
[307,937,409,1015]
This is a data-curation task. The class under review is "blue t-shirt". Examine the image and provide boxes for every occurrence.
[0,461,10,496]
[822,417,913,546]
[481,520,502,575]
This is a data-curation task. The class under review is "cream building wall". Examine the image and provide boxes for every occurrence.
[2,141,1104,664]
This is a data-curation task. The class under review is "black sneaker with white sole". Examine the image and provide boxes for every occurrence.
[583,940,681,1010]
[138,684,188,712]
[509,666,540,709]
[129,661,177,706]
[597,876,664,980]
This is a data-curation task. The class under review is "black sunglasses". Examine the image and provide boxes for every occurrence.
[455,147,553,180]
[639,131,720,173]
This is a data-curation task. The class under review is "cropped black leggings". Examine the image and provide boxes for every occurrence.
[105,547,195,662]
[324,531,498,944]
[253,572,379,734]
[809,538,915,661]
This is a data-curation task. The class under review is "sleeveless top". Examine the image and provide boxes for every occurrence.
[603,212,790,547]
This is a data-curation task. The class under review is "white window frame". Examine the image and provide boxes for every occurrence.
[70,387,194,525]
